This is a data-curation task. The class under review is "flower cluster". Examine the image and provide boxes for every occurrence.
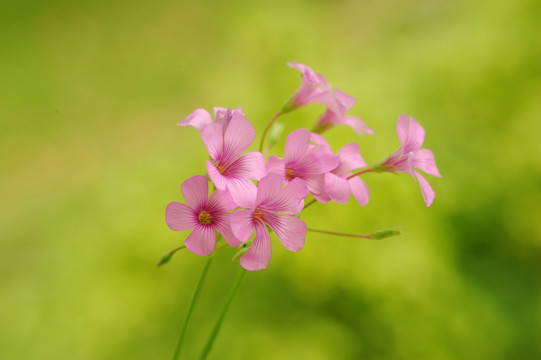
[165,62,441,271]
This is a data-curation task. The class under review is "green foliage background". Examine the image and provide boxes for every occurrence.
[1,0,540,359]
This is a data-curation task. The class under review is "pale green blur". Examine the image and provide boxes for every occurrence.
[1,0,540,359]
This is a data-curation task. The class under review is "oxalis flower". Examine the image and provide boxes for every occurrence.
[310,133,370,205]
[267,128,338,202]
[200,111,266,205]
[379,114,442,207]
[165,175,240,256]
[178,106,244,132]
[230,173,309,271]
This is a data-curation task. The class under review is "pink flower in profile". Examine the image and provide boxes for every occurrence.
[201,112,266,205]
[314,89,374,137]
[230,173,309,271]
[165,175,240,256]
[267,128,338,202]
[310,133,370,205]
[285,61,331,111]
[178,106,244,132]
[381,114,442,207]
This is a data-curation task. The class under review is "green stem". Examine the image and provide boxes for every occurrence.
[172,257,213,360]
[198,270,247,360]
[259,111,282,152]
[346,167,373,179]
[307,227,372,239]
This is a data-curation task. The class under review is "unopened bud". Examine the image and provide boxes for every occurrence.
[232,243,250,262]
[267,122,285,149]
[371,227,402,239]
[156,245,186,267]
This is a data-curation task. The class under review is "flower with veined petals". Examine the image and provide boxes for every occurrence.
[380,114,442,207]
[201,112,266,206]
[313,89,374,137]
[230,173,309,271]
[267,128,338,202]
[165,175,240,256]
[310,133,370,206]
[178,106,244,132]
[284,61,331,112]
[286,62,372,136]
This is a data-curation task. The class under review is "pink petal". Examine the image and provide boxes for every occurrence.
[324,173,351,204]
[181,175,209,211]
[256,173,283,207]
[305,90,341,114]
[206,160,228,190]
[334,143,366,174]
[413,149,442,178]
[230,209,256,243]
[263,211,306,252]
[185,225,216,256]
[309,132,330,148]
[348,176,369,206]
[274,177,310,214]
[222,113,255,164]
[284,129,310,163]
[213,214,240,247]
[414,171,435,207]
[213,106,244,126]
[336,115,374,136]
[240,221,272,271]
[178,108,213,131]
[165,202,196,231]
[304,174,330,203]
[267,156,286,178]
[208,189,237,212]
[300,145,339,174]
[332,88,357,111]
[227,151,266,180]
[397,114,425,153]
[226,177,257,208]
[201,122,224,162]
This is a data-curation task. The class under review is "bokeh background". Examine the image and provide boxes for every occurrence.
[1,0,540,359]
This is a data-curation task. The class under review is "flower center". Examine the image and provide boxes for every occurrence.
[216,163,225,174]
[253,210,263,221]
[198,211,212,225]
[285,168,296,181]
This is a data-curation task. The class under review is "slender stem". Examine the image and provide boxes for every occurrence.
[307,227,372,239]
[346,167,373,180]
[302,198,318,210]
[259,111,282,152]
[172,257,213,360]
[198,270,247,360]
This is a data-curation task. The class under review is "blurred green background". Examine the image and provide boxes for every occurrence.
[1,0,540,359]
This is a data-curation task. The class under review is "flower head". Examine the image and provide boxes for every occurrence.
[381,114,442,206]
[200,112,266,205]
[165,175,240,256]
[267,129,338,202]
[230,173,309,271]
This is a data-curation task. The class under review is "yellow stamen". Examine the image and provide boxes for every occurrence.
[198,211,212,225]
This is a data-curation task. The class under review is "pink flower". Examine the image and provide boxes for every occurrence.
[314,89,374,137]
[381,114,442,207]
[178,106,244,132]
[287,62,372,136]
[165,175,240,256]
[230,173,309,271]
[201,112,266,206]
[267,129,339,202]
[310,133,370,205]
[285,61,331,111]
